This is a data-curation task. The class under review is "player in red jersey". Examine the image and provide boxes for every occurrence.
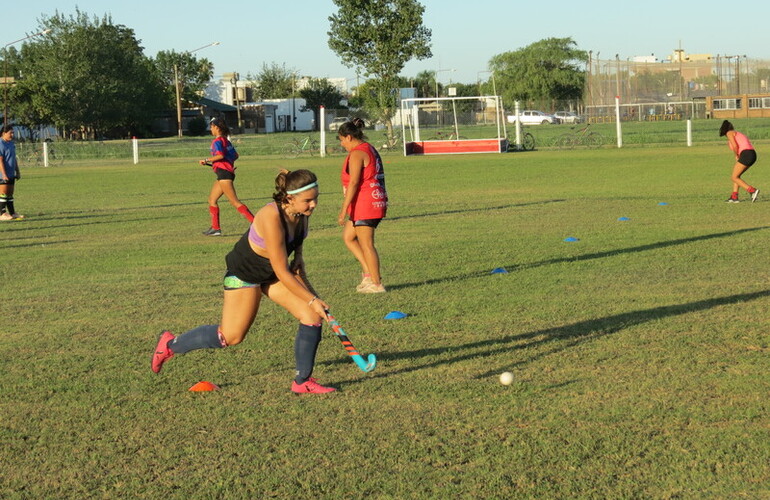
[199,118,253,235]
[337,118,388,293]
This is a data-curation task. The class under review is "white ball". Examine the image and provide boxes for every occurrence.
[499,371,513,385]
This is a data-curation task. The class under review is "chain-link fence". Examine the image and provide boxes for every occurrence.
[10,95,768,166]
[11,126,413,166]
[585,55,770,108]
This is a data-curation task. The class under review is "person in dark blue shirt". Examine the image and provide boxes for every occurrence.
[0,125,23,221]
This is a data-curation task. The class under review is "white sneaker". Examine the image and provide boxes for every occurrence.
[751,189,760,202]
[355,276,374,292]
[11,213,24,220]
[358,282,386,294]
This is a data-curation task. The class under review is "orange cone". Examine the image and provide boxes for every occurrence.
[189,381,220,392]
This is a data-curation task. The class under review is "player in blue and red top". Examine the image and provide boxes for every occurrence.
[337,118,388,293]
[199,118,253,235]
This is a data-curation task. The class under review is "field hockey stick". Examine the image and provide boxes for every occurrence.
[325,312,377,373]
[297,269,376,372]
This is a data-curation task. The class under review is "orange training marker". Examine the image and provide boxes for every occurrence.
[189,381,220,392]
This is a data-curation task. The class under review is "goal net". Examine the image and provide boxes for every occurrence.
[398,95,509,155]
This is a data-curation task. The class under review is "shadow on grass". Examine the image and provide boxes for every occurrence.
[387,226,770,291]
[0,240,77,250]
[386,199,567,222]
[334,289,770,384]
[0,215,178,233]
[307,199,568,233]
[506,225,770,273]
[21,194,276,220]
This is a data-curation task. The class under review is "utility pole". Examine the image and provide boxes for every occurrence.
[231,72,242,133]
[175,41,219,138]
[292,74,296,132]
[174,63,182,137]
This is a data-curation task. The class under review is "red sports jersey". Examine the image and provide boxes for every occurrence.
[341,142,388,220]
[210,136,237,172]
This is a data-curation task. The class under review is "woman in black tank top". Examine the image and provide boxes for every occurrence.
[151,170,338,394]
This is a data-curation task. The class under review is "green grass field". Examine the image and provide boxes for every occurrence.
[2,139,770,498]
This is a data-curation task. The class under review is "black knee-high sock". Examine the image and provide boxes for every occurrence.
[0,194,7,214]
[168,325,225,355]
[294,323,322,384]
[6,198,15,215]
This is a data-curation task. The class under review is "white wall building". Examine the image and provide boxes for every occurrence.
[205,75,325,132]
[261,98,315,132]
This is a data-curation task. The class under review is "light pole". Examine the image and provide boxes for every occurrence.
[434,68,455,98]
[434,69,455,127]
[477,70,497,96]
[3,28,51,127]
[174,41,220,138]
[476,70,498,125]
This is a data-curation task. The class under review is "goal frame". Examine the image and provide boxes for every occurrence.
[399,95,509,155]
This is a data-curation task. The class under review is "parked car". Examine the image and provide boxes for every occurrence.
[328,116,349,131]
[553,111,583,124]
[506,110,556,125]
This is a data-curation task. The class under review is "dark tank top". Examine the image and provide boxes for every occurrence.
[225,207,306,284]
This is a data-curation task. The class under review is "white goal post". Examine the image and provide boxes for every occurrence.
[398,95,509,155]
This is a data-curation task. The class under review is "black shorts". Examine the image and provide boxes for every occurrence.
[353,218,382,228]
[738,150,757,168]
[0,177,16,186]
[215,168,236,181]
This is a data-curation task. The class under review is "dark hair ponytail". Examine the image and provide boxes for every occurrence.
[210,117,231,137]
[273,169,318,204]
[337,118,367,141]
[719,120,733,137]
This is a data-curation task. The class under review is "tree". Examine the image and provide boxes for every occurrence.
[489,37,588,110]
[299,78,345,131]
[248,62,296,100]
[351,76,410,126]
[328,0,432,134]
[13,9,165,138]
[413,70,435,98]
[153,50,214,109]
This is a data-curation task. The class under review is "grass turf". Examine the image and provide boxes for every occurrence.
[1,141,769,498]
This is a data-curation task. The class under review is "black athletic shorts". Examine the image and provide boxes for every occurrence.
[353,218,382,228]
[738,150,757,168]
[215,168,236,181]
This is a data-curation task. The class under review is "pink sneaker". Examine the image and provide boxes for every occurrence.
[151,330,175,373]
[291,377,337,394]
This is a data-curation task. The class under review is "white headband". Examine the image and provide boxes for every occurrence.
[287,182,318,195]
